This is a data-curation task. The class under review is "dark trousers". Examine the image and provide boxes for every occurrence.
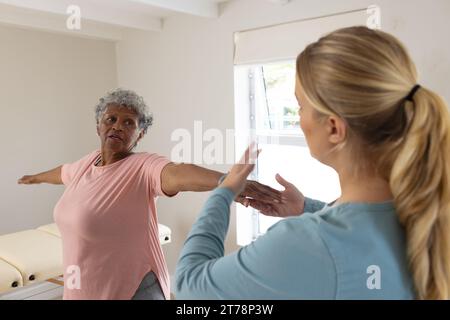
[131,271,165,300]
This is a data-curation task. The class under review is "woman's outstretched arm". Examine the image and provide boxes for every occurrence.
[18,166,63,185]
[160,163,282,204]
[161,163,223,194]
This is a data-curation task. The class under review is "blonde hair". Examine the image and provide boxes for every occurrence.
[297,26,450,299]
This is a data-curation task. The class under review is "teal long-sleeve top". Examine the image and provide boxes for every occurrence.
[175,187,415,299]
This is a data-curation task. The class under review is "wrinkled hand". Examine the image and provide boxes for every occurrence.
[247,174,305,217]
[17,175,38,185]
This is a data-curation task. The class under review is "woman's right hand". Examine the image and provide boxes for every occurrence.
[17,175,38,184]
[247,174,305,217]
[17,166,62,185]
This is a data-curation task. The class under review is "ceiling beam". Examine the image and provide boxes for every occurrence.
[130,0,220,18]
[0,3,125,41]
[0,0,163,32]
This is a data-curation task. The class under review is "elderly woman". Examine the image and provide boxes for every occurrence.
[17,88,281,300]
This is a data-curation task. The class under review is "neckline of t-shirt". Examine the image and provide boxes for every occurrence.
[91,151,137,170]
[324,199,396,212]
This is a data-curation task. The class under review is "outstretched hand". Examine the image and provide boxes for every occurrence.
[17,175,38,185]
[247,173,305,217]
[220,143,260,195]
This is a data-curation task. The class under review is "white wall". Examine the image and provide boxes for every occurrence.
[116,0,450,277]
[0,24,117,234]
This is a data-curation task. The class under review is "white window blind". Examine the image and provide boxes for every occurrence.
[234,9,368,65]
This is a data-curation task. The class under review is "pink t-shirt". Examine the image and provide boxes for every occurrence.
[54,150,172,300]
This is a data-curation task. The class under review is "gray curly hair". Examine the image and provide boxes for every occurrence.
[94,88,153,134]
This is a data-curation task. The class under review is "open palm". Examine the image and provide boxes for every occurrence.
[247,174,305,217]
[220,144,260,195]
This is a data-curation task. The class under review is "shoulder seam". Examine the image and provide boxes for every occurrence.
[314,220,339,299]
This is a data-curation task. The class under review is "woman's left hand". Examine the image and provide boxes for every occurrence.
[235,181,282,207]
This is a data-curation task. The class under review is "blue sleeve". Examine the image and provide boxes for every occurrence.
[175,188,336,299]
[304,197,327,213]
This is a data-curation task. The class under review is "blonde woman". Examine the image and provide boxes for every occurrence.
[175,27,450,299]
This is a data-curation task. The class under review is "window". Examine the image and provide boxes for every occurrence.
[233,9,370,245]
[255,62,299,135]
[234,61,341,245]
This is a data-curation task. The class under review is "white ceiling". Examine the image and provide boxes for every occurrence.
[0,0,232,40]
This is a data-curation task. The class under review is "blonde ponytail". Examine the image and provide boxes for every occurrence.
[296,26,450,299]
[390,88,450,299]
